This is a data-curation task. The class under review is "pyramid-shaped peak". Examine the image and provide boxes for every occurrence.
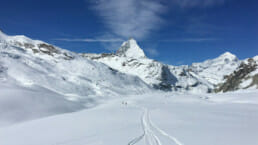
[116,38,145,58]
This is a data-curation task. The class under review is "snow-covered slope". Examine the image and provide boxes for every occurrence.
[1,90,258,145]
[0,82,84,126]
[0,30,75,60]
[0,31,151,125]
[190,52,240,85]
[215,56,258,92]
[0,32,150,97]
[168,65,214,93]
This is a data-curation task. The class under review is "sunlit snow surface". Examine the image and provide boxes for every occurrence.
[0,90,258,145]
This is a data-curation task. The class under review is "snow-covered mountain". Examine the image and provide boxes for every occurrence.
[81,39,240,93]
[1,30,257,98]
[190,52,240,85]
[83,38,257,93]
[82,39,211,93]
[82,39,178,91]
[0,31,151,96]
[0,31,152,125]
[215,56,258,92]
[116,38,146,58]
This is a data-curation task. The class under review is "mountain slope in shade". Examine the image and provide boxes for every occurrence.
[0,82,84,126]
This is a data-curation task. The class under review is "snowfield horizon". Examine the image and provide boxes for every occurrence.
[0,31,258,145]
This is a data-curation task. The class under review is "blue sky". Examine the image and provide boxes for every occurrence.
[0,0,257,65]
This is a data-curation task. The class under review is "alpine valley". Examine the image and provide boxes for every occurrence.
[0,31,258,145]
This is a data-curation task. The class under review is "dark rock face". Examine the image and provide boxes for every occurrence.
[37,43,60,55]
[81,53,116,60]
[0,63,7,80]
[161,66,177,85]
[153,83,172,91]
[24,43,35,49]
[154,65,178,91]
[15,42,74,60]
[93,53,115,60]
[0,65,7,73]
[215,58,257,92]
[249,74,258,89]
[32,49,39,53]
[63,52,74,60]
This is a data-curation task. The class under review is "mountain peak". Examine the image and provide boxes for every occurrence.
[116,38,145,58]
[218,52,238,61]
[220,51,235,57]
[219,51,236,58]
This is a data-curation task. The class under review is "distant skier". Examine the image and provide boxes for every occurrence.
[122,101,128,106]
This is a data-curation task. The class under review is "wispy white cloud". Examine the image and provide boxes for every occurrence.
[90,0,166,40]
[89,0,228,40]
[162,38,219,42]
[55,0,228,52]
[54,35,125,51]
[145,48,159,57]
[54,38,124,42]
[171,0,226,8]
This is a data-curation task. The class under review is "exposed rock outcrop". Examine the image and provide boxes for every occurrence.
[215,58,258,92]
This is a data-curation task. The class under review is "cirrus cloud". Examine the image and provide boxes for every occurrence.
[53,38,124,42]
[90,0,166,40]
[89,0,228,41]
[171,0,226,8]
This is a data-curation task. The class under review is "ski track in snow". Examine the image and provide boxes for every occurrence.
[147,110,184,145]
[128,106,184,145]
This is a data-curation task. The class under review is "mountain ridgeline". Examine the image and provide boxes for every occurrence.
[82,38,258,93]
[1,31,257,94]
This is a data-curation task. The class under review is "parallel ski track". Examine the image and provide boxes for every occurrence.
[128,106,184,145]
